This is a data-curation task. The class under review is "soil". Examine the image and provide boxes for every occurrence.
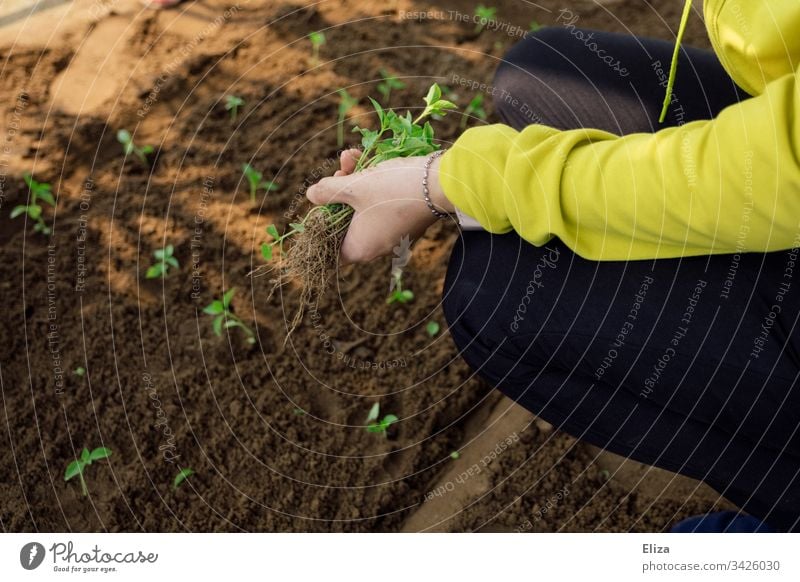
[1,0,732,532]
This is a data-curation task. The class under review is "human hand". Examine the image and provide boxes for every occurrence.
[307,151,455,264]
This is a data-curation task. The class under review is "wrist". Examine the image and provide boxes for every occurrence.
[426,154,456,214]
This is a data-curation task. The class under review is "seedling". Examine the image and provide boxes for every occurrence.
[225,95,245,122]
[450,451,461,460]
[336,89,358,148]
[11,173,55,235]
[203,287,256,344]
[261,221,306,262]
[529,20,541,33]
[377,69,406,104]
[64,447,112,496]
[260,84,456,334]
[74,367,86,377]
[426,321,440,337]
[293,408,306,416]
[308,31,326,65]
[146,244,179,279]
[387,272,414,304]
[173,468,195,490]
[242,163,279,204]
[365,402,398,437]
[460,93,487,129]
[117,129,154,165]
[474,5,497,35]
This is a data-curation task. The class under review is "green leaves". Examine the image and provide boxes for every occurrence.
[242,163,279,204]
[146,244,179,279]
[474,4,497,34]
[336,89,359,147]
[426,321,441,337]
[461,93,487,129]
[11,173,55,235]
[365,403,398,436]
[377,69,406,104]
[117,128,153,164]
[308,31,326,64]
[203,288,256,344]
[173,468,195,490]
[64,446,112,497]
[352,84,457,172]
[225,95,245,121]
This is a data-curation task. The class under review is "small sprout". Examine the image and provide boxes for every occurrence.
[224,95,245,122]
[450,451,461,460]
[261,221,306,262]
[64,447,112,497]
[600,469,610,481]
[529,20,541,33]
[74,367,86,377]
[336,89,359,148]
[460,93,487,129]
[117,129,154,165]
[376,69,406,104]
[11,173,55,235]
[474,5,497,35]
[426,321,440,337]
[365,402,398,437]
[387,272,414,304]
[173,468,195,490]
[242,163,279,204]
[146,244,179,279]
[293,408,306,416]
[308,31,326,65]
[203,287,256,344]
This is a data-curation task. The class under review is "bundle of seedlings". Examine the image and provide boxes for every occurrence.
[258,83,457,334]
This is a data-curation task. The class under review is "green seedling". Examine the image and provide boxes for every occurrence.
[173,468,195,490]
[203,287,256,344]
[225,95,245,122]
[64,447,112,496]
[336,89,358,148]
[293,408,306,416]
[74,367,86,377]
[365,402,398,437]
[426,321,440,337]
[261,221,307,262]
[242,163,279,204]
[450,451,461,460]
[11,173,55,235]
[474,5,497,35]
[146,244,179,279]
[377,69,406,104]
[261,84,456,335]
[308,31,326,65]
[529,20,542,33]
[261,82,457,262]
[117,129,154,165]
[387,272,414,304]
[460,93,487,129]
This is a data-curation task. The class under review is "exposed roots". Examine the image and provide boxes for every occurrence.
[267,206,352,338]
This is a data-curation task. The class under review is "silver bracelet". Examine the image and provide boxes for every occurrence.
[423,150,450,219]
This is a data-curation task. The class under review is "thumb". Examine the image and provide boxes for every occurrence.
[306,174,355,206]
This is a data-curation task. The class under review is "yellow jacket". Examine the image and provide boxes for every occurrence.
[440,0,800,260]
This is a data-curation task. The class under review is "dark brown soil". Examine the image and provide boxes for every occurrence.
[0,0,730,532]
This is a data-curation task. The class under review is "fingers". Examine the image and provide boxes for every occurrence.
[340,148,360,174]
[307,174,353,206]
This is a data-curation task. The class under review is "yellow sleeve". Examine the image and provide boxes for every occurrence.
[439,66,800,261]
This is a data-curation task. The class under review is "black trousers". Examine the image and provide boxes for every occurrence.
[442,27,800,532]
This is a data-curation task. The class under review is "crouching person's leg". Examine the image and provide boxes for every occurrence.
[442,230,800,531]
